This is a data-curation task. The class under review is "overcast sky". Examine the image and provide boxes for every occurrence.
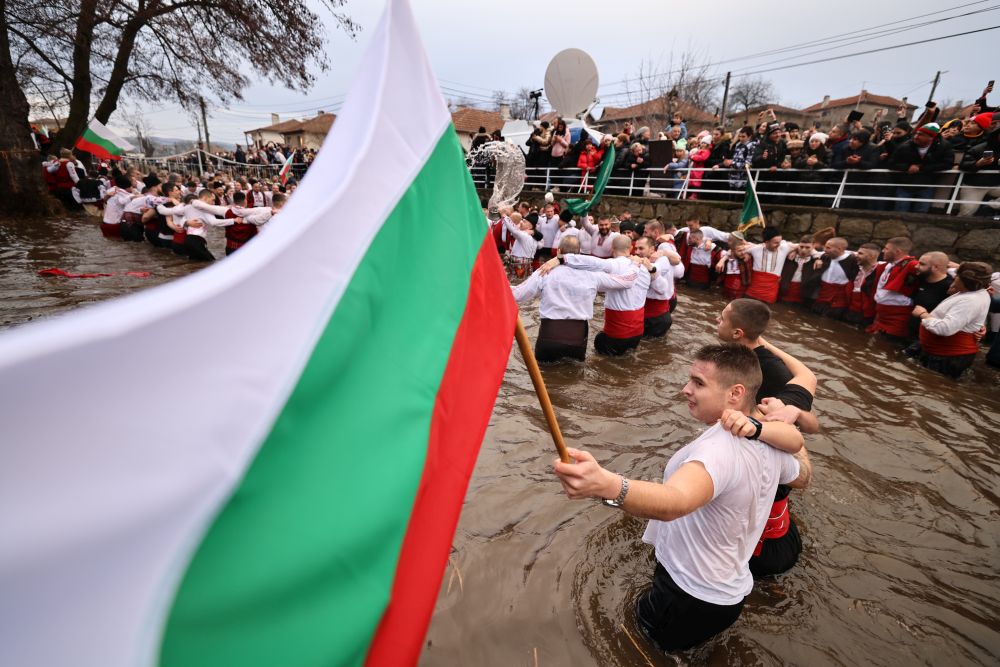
[121,0,999,145]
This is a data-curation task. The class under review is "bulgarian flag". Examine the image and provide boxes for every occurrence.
[75,118,136,160]
[278,152,294,184]
[736,165,766,233]
[0,1,517,666]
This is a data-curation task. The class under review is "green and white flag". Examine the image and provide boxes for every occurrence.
[0,1,516,665]
[75,119,136,160]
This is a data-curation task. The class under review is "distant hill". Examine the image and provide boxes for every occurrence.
[123,135,238,156]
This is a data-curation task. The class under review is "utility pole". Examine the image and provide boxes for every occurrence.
[199,96,211,155]
[719,71,731,128]
[195,121,205,175]
[927,70,942,105]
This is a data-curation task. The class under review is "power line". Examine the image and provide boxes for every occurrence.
[598,0,993,91]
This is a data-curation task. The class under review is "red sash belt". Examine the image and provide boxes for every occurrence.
[173,231,187,245]
[753,496,790,557]
[644,297,670,318]
[919,327,979,356]
[99,222,122,239]
[688,263,710,284]
[781,281,803,304]
[870,304,912,337]
[226,223,258,243]
[122,212,143,225]
[745,271,780,304]
[817,281,849,309]
[848,289,876,318]
[604,307,645,338]
[225,238,246,251]
[722,273,746,299]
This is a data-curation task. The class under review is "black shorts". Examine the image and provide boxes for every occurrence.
[635,563,744,652]
[594,332,641,356]
[642,312,673,338]
[535,319,587,363]
[749,517,802,578]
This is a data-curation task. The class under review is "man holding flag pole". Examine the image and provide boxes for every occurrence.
[740,164,795,304]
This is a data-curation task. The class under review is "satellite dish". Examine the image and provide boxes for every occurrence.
[589,103,604,121]
[544,49,599,118]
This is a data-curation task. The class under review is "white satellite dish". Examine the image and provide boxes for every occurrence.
[590,103,604,121]
[544,49,599,119]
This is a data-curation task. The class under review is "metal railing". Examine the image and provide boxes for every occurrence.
[468,165,1000,217]
[124,149,312,181]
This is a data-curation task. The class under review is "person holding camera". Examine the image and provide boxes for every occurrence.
[957,112,1000,216]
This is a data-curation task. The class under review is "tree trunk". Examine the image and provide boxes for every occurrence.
[0,0,56,217]
[54,0,99,152]
[93,21,142,125]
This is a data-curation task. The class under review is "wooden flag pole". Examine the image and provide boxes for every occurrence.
[514,316,571,463]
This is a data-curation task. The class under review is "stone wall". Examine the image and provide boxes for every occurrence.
[487,191,1000,265]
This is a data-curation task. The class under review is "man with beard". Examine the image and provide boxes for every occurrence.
[745,227,796,304]
[868,236,920,339]
[906,251,954,342]
[810,237,858,319]
[845,243,882,328]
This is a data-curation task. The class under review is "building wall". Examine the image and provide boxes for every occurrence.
[283,132,326,150]
[810,103,907,130]
[249,130,285,148]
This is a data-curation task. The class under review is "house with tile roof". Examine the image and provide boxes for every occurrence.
[281,113,336,150]
[598,96,717,135]
[451,107,505,151]
[801,91,918,130]
[738,104,813,131]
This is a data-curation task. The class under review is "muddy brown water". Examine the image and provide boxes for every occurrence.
[2,217,998,666]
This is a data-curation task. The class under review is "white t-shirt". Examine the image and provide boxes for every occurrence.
[641,422,800,605]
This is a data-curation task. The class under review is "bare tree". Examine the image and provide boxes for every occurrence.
[730,76,777,117]
[491,87,535,120]
[616,50,721,129]
[120,106,155,157]
[1,0,358,213]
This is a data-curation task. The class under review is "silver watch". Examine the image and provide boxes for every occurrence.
[602,475,629,508]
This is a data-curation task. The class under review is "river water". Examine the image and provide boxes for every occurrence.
[2,217,998,666]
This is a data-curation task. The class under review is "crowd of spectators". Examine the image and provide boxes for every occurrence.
[514,84,1000,217]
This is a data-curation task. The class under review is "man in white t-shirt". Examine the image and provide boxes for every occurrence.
[554,343,809,651]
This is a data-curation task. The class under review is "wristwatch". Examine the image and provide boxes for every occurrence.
[602,475,629,508]
[557,256,565,265]
[648,266,657,274]
[746,416,763,440]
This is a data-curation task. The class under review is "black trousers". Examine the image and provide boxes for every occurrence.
[643,312,673,338]
[594,332,641,356]
[535,319,588,363]
[635,563,744,652]
[749,517,802,578]
[183,235,215,262]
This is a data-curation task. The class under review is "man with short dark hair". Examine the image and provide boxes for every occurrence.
[868,236,920,339]
[907,251,954,341]
[745,227,795,304]
[845,243,882,327]
[888,123,955,213]
[553,343,808,651]
[811,237,858,319]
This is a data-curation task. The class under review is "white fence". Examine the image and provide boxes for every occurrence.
[124,149,310,182]
[468,165,999,216]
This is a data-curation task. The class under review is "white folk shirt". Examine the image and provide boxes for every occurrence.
[648,255,684,300]
[690,242,716,267]
[748,241,794,276]
[103,188,133,224]
[853,263,879,293]
[642,422,800,605]
[582,218,618,258]
[922,290,991,336]
[511,264,636,321]
[248,190,267,207]
[875,259,914,306]
[821,251,854,284]
[681,225,729,244]
[563,254,649,311]
[552,224,580,251]
[503,217,538,260]
[536,214,561,249]
[124,194,163,214]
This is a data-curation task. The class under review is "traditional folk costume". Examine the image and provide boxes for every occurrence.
[719,252,752,300]
[746,240,795,304]
[868,256,919,338]
[643,255,684,338]
[101,187,133,239]
[511,264,636,362]
[562,254,649,356]
[915,290,991,377]
[812,252,859,319]
[686,242,718,290]
[845,263,880,327]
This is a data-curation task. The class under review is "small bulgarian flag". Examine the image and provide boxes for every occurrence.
[0,1,517,665]
[74,119,135,160]
[278,152,294,184]
[736,166,766,233]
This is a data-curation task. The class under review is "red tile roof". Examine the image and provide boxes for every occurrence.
[802,91,916,113]
[451,107,504,134]
[247,118,304,134]
[286,113,336,134]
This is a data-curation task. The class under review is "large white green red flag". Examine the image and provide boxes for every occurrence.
[0,0,516,665]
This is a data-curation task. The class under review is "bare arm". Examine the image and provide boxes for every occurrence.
[553,448,714,521]
[785,446,812,489]
[720,408,803,453]
[758,337,817,395]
